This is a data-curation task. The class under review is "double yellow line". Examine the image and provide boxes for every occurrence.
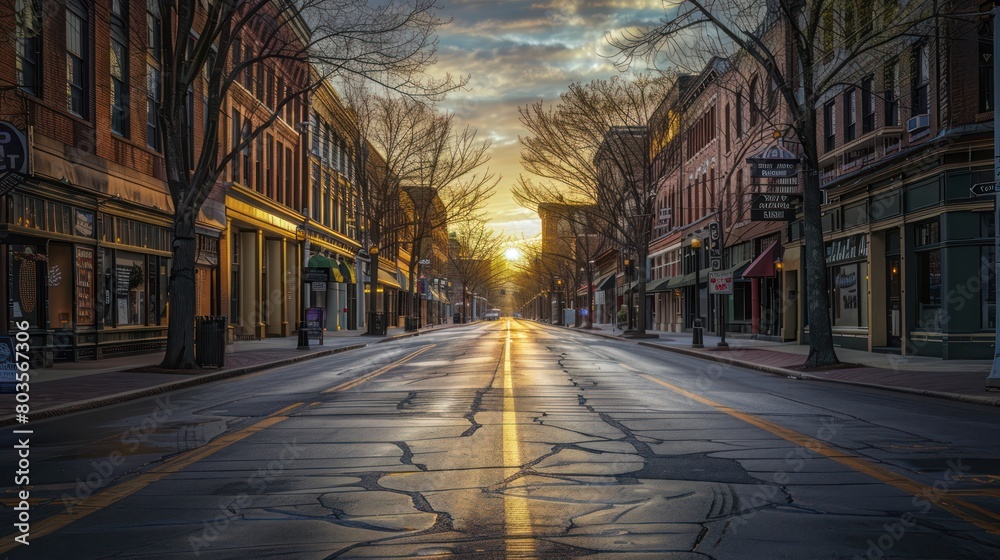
[0,344,436,553]
[641,374,1000,535]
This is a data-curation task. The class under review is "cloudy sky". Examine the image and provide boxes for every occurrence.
[429,0,669,241]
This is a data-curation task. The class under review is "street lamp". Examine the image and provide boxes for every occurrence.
[774,256,783,339]
[690,236,704,348]
[556,277,564,326]
[367,245,379,335]
[295,221,310,350]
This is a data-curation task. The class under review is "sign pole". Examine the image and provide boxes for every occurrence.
[989,1,1000,390]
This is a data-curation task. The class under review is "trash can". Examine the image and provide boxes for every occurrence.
[404,316,417,332]
[368,312,388,336]
[196,316,227,368]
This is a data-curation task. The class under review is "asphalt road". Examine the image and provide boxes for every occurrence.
[3,320,1000,559]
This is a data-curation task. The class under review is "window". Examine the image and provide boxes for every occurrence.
[749,76,760,128]
[844,88,856,142]
[736,169,745,222]
[911,43,929,116]
[916,250,942,326]
[980,19,994,113]
[231,110,241,183]
[110,0,129,135]
[265,133,274,197]
[14,0,42,96]
[242,121,251,184]
[831,263,868,328]
[724,103,731,152]
[824,100,836,151]
[914,220,940,247]
[147,0,162,150]
[255,135,263,192]
[861,75,875,133]
[66,0,89,118]
[984,246,996,329]
[884,59,899,126]
[735,89,744,137]
[242,41,254,91]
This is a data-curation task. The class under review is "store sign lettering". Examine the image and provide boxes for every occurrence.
[826,234,868,264]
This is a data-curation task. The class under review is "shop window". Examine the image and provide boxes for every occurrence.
[843,201,868,228]
[76,246,96,327]
[916,249,942,329]
[981,19,994,113]
[984,246,996,329]
[47,244,74,329]
[831,262,867,328]
[914,220,940,247]
[114,252,147,326]
[9,245,44,329]
[731,282,753,322]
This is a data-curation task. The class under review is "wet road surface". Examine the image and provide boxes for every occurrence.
[3,320,1000,558]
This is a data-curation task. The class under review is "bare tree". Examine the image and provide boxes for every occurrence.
[447,220,508,323]
[402,110,499,327]
[613,0,937,366]
[154,0,458,367]
[515,74,672,335]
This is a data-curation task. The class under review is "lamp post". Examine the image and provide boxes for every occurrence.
[774,256,783,340]
[295,221,310,349]
[691,236,704,348]
[555,277,563,325]
[588,260,595,328]
[367,245,379,335]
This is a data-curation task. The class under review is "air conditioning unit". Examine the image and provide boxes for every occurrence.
[906,114,929,133]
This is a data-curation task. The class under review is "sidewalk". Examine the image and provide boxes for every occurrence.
[0,323,460,426]
[568,322,1000,407]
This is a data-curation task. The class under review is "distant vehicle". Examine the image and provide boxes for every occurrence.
[485,309,501,321]
[513,313,522,319]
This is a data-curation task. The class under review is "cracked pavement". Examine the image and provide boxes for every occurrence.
[3,320,1000,559]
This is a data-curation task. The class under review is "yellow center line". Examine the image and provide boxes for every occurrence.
[323,344,436,393]
[640,374,1000,535]
[3,345,439,552]
[0,403,308,553]
[503,320,536,557]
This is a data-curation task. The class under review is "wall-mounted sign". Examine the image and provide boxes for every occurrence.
[303,267,330,283]
[825,233,868,264]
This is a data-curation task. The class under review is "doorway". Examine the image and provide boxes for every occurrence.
[886,256,902,347]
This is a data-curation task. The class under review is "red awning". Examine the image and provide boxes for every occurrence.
[743,242,778,278]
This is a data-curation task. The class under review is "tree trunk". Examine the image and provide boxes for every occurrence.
[800,136,839,367]
[635,245,648,334]
[160,211,198,369]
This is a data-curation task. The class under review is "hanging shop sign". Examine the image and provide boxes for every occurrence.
[708,271,734,295]
[750,193,799,221]
[303,267,330,283]
[0,121,29,197]
[748,144,799,179]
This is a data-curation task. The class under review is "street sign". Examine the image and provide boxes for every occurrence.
[751,193,799,222]
[971,181,1000,196]
[709,271,734,295]
[418,259,431,265]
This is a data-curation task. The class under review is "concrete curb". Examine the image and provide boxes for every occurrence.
[536,321,1000,408]
[0,343,368,428]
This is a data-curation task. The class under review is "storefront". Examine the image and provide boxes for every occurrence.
[825,233,869,351]
[2,186,176,363]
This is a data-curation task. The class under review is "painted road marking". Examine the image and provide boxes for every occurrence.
[0,402,307,553]
[503,320,535,557]
[1,346,438,552]
[639,373,1000,535]
[323,344,436,393]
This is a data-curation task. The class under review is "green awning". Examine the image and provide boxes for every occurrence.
[597,273,616,291]
[308,254,341,281]
[646,276,673,293]
[338,260,355,284]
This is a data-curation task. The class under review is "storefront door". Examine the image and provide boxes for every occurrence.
[887,257,902,347]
